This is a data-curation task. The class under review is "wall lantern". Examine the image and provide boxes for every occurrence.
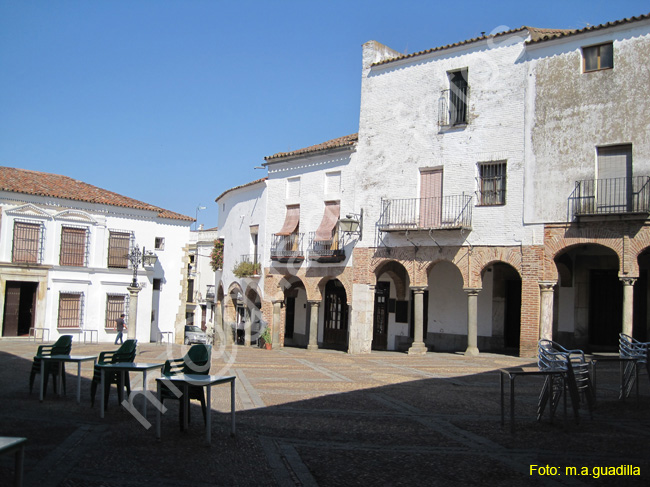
[142,247,158,267]
[339,209,363,240]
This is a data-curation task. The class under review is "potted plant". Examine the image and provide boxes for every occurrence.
[233,260,261,278]
[210,239,224,271]
[260,327,272,350]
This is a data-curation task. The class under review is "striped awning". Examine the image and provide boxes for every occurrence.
[276,205,300,236]
[314,201,340,242]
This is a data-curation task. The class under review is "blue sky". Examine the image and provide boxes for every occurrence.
[1,0,648,228]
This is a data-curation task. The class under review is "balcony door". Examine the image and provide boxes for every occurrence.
[420,168,442,228]
[597,145,632,213]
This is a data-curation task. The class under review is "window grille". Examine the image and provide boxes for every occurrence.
[105,293,128,328]
[60,226,88,266]
[12,220,44,264]
[58,292,84,328]
[108,230,132,268]
[478,162,507,205]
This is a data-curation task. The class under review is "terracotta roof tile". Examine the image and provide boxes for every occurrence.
[0,166,193,221]
[264,133,358,162]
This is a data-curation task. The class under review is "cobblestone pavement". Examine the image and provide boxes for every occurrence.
[0,339,649,486]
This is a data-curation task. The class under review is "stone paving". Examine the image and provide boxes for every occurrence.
[0,339,649,486]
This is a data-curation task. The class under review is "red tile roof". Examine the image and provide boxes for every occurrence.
[0,166,193,221]
[215,177,267,203]
[264,133,358,162]
[372,13,649,66]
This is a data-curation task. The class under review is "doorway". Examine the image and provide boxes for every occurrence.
[2,281,38,337]
[373,282,390,350]
[589,269,622,347]
[323,280,348,350]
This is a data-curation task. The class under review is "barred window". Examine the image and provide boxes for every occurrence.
[478,162,507,206]
[108,231,131,268]
[105,294,128,329]
[60,226,88,266]
[58,292,84,328]
[12,221,42,264]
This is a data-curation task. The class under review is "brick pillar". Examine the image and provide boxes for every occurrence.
[272,300,283,349]
[520,246,545,357]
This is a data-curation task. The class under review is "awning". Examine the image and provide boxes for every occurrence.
[314,201,340,241]
[276,205,300,236]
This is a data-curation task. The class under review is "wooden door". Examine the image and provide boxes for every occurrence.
[323,280,348,350]
[373,282,390,350]
[2,282,21,336]
[420,169,442,228]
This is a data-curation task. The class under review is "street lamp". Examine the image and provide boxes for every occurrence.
[128,245,143,288]
[339,209,363,240]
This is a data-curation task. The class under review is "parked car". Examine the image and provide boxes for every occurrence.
[184,325,208,345]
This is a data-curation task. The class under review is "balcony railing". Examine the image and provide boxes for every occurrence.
[438,86,469,127]
[569,176,650,218]
[239,254,261,265]
[307,232,345,263]
[205,285,215,302]
[379,195,473,232]
[270,233,304,262]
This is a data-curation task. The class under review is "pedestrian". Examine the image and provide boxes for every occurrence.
[115,314,126,345]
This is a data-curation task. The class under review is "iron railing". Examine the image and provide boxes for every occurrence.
[569,176,650,217]
[205,285,215,302]
[307,232,345,262]
[438,86,469,127]
[270,233,304,260]
[239,254,261,264]
[379,195,473,231]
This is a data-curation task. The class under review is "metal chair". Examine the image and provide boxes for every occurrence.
[619,333,650,399]
[537,340,594,424]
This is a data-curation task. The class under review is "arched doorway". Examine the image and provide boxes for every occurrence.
[373,261,410,351]
[427,261,465,352]
[283,280,308,348]
[635,249,650,342]
[553,244,620,350]
[322,279,348,350]
[482,263,521,351]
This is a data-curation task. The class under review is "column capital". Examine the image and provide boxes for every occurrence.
[539,281,557,292]
[127,285,142,295]
[308,300,321,307]
[463,288,481,296]
[272,299,284,305]
[620,277,637,286]
[410,286,427,294]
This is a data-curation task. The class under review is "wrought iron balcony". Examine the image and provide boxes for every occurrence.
[270,233,304,263]
[307,232,345,263]
[205,285,215,302]
[569,176,650,219]
[379,195,473,232]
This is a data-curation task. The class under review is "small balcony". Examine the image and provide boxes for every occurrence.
[307,232,345,263]
[270,233,304,263]
[378,195,473,232]
[233,254,261,278]
[569,176,650,220]
[205,285,215,302]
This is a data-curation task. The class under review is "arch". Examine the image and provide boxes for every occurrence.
[374,260,410,300]
[471,247,523,287]
[53,209,98,224]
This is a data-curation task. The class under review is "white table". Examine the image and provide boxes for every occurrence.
[156,374,236,445]
[39,355,97,403]
[96,362,164,419]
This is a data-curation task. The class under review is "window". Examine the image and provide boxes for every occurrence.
[155,237,165,250]
[58,292,84,328]
[187,279,195,303]
[105,294,127,329]
[478,161,507,205]
[583,43,613,72]
[108,231,131,268]
[12,221,42,264]
[440,69,469,126]
[60,226,88,266]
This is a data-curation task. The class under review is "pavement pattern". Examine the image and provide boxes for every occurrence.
[0,339,649,486]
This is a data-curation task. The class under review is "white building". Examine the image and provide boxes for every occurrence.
[0,167,193,344]
[186,226,220,335]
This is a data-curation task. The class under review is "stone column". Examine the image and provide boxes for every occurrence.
[408,287,427,355]
[307,301,320,351]
[127,285,141,340]
[272,300,283,349]
[216,300,227,345]
[464,288,481,356]
[244,307,252,347]
[621,277,636,337]
[539,281,556,341]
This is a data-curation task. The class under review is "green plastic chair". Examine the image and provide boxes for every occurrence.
[90,339,137,408]
[29,335,73,397]
[160,344,211,428]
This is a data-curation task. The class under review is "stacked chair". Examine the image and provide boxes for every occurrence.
[28,335,73,397]
[619,333,650,399]
[537,339,594,424]
[159,344,212,429]
[90,339,137,408]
